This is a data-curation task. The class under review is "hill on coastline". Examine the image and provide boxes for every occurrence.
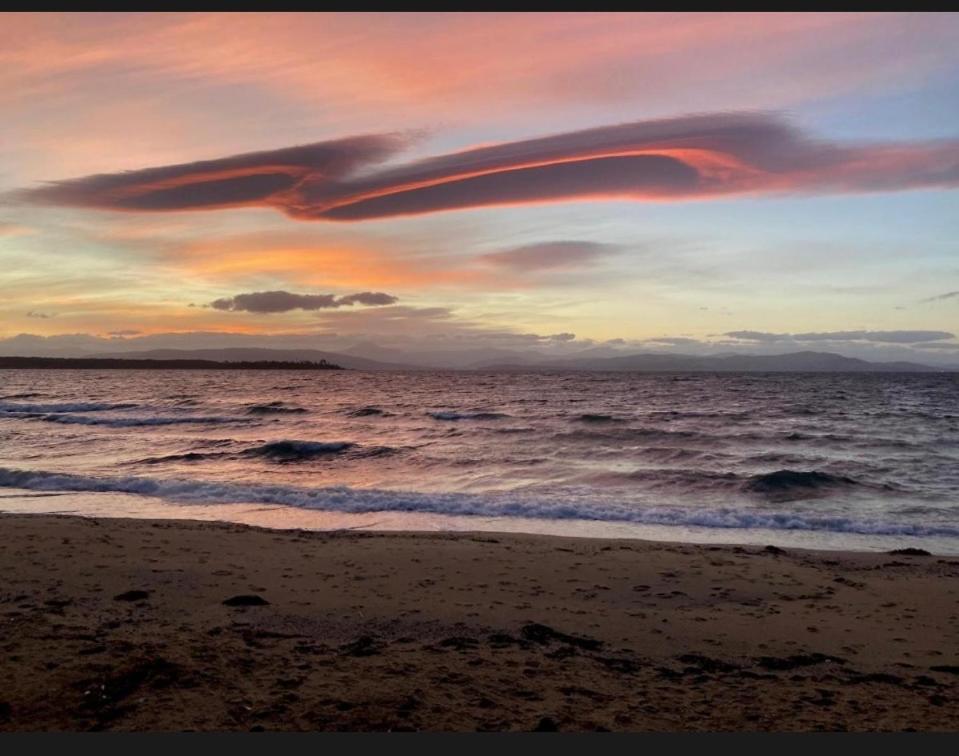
[90,347,417,371]
[0,356,345,370]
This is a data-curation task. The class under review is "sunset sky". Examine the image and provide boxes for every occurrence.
[2,12,958,364]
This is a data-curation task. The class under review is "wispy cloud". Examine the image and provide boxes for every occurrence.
[0,222,34,237]
[14,112,959,222]
[919,291,959,303]
[479,241,619,272]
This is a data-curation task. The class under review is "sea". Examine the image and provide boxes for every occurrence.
[1,369,958,554]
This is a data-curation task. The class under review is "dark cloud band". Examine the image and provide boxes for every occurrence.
[209,290,398,314]
[14,113,959,221]
[19,135,408,212]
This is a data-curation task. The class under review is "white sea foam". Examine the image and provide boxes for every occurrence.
[1,466,956,538]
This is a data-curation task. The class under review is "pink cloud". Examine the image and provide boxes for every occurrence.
[16,112,959,221]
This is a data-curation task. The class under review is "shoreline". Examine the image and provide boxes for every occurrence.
[1,512,956,731]
[2,489,957,557]
[1,506,946,558]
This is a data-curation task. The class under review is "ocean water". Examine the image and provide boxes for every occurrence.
[1,369,958,553]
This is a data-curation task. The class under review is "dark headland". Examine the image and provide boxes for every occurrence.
[0,356,344,370]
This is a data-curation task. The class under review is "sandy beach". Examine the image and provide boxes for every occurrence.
[0,512,956,732]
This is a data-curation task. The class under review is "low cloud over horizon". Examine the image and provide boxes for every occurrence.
[725,329,956,344]
[208,290,398,314]
[13,112,959,223]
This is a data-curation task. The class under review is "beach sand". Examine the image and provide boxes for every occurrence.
[0,512,956,732]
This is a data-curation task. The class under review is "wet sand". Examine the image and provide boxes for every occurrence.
[0,513,956,731]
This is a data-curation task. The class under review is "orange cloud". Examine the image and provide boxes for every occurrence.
[165,233,485,290]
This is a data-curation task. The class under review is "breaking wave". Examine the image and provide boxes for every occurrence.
[0,466,954,538]
[589,467,891,501]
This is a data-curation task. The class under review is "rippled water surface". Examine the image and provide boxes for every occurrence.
[1,370,957,551]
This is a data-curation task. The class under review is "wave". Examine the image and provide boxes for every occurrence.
[0,465,954,538]
[33,414,239,427]
[742,469,872,501]
[137,451,227,464]
[245,402,308,415]
[579,466,893,502]
[0,401,136,414]
[646,410,752,421]
[429,411,509,421]
[637,447,717,463]
[556,426,702,443]
[243,440,356,461]
[141,441,399,465]
[782,431,854,443]
[576,414,626,423]
[348,407,390,417]
[585,468,742,490]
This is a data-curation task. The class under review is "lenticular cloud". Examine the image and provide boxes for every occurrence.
[15,112,959,221]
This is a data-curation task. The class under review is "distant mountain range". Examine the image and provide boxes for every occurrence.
[481,350,945,373]
[65,347,953,372]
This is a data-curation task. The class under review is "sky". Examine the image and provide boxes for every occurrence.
[1,12,958,366]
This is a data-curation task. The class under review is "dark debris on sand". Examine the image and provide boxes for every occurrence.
[341,635,382,657]
[520,623,603,650]
[113,590,150,602]
[222,594,270,607]
[77,657,189,726]
[756,653,847,671]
